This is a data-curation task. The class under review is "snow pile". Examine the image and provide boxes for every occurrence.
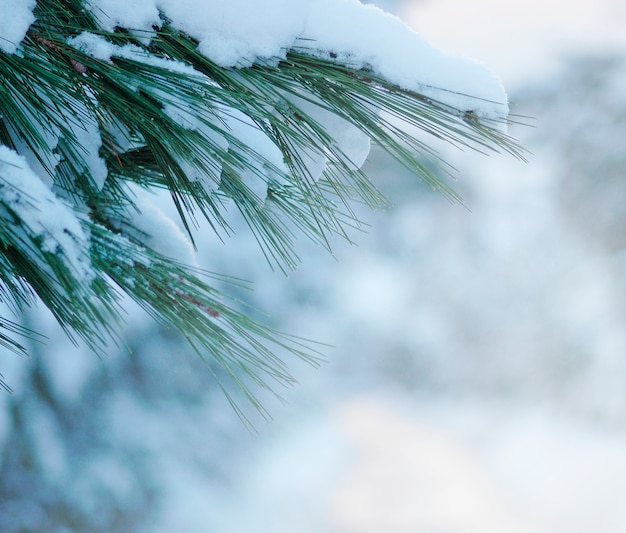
[1,0,508,119]
[0,0,35,54]
[285,92,372,180]
[85,0,508,119]
[117,185,198,267]
[4,90,107,193]
[0,146,94,283]
[68,32,201,76]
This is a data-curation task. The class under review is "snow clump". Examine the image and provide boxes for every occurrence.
[0,0,35,54]
[1,0,508,120]
[0,146,94,283]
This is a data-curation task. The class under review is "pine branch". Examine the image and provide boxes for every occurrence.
[0,0,525,410]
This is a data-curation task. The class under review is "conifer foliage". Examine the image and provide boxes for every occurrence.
[0,0,522,400]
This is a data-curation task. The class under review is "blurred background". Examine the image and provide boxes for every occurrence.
[1,0,626,531]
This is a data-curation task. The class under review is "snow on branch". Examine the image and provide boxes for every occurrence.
[0,146,94,284]
[0,0,523,406]
[2,0,508,121]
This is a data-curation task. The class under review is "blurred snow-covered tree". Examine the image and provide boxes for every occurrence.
[0,0,521,405]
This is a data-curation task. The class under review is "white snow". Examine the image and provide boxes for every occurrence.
[76,0,508,119]
[67,32,118,62]
[0,0,35,54]
[300,0,507,118]
[0,146,94,283]
[3,88,107,191]
[68,102,109,191]
[1,0,512,230]
[4,98,62,189]
[224,109,289,199]
[286,93,372,173]
[68,32,201,77]
[85,0,160,35]
[161,95,229,194]
[164,0,306,69]
[2,0,510,117]
[120,185,198,266]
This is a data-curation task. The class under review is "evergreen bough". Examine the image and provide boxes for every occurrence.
[0,0,523,409]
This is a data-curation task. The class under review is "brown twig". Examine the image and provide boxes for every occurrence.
[29,32,88,75]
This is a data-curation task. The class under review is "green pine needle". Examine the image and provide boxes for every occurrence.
[0,0,525,412]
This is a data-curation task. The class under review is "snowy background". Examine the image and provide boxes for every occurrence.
[2,0,626,532]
